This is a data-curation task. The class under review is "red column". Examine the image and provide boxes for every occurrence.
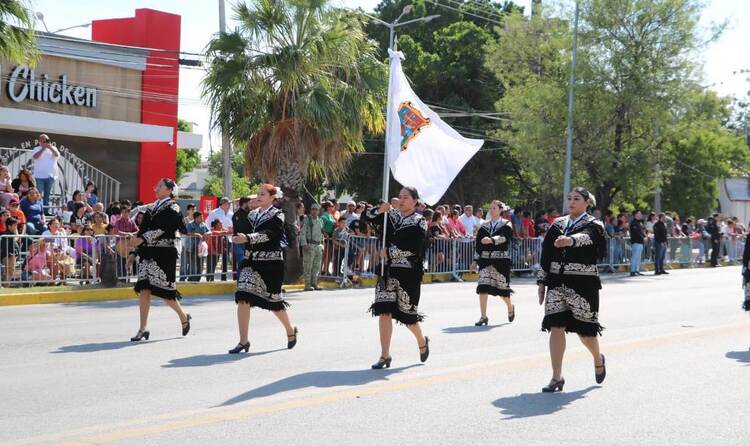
[92,9,181,202]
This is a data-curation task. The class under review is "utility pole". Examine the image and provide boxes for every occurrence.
[219,0,232,200]
[654,125,662,213]
[562,0,579,213]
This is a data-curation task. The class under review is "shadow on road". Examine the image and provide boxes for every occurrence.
[221,364,422,406]
[442,323,509,334]
[60,296,225,309]
[725,349,750,365]
[492,385,599,419]
[51,337,182,353]
[163,349,287,368]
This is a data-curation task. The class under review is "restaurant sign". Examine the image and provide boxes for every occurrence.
[3,65,97,108]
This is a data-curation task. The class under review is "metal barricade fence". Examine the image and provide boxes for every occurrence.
[112,233,237,283]
[0,232,743,289]
[0,233,98,287]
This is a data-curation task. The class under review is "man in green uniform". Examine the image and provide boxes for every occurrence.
[301,204,325,291]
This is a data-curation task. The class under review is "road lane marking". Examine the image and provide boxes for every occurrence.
[2,321,745,446]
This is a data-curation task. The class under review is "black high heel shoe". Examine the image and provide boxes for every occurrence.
[474,316,488,326]
[228,342,250,354]
[419,336,430,363]
[130,329,150,342]
[542,378,565,393]
[595,354,606,384]
[508,305,515,323]
[181,314,192,336]
[287,327,298,349]
[371,356,392,369]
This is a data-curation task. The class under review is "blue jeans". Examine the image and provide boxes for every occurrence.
[35,177,55,214]
[630,243,643,273]
[654,241,666,273]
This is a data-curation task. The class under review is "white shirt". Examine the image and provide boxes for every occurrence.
[207,207,233,230]
[458,213,479,235]
[31,145,59,179]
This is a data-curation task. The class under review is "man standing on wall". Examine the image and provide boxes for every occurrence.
[31,134,60,216]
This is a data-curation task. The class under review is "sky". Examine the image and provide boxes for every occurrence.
[26,0,750,157]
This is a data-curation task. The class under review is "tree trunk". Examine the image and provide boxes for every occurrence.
[278,158,305,284]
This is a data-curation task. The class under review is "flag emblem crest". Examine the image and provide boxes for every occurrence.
[398,101,431,151]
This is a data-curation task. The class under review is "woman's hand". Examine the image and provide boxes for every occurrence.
[378,203,390,214]
[232,234,248,244]
[538,283,546,305]
[379,248,387,259]
[553,235,573,248]
[128,236,143,248]
[470,261,477,273]
[480,236,493,245]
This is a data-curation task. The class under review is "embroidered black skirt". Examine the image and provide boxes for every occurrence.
[476,258,513,297]
[541,275,603,337]
[134,246,181,300]
[371,266,424,326]
[235,258,289,311]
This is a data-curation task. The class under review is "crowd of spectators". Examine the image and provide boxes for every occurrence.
[0,133,745,288]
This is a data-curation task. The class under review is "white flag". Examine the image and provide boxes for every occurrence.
[385,49,483,205]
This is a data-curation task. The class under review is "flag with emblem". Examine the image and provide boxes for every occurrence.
[384,49,483,205]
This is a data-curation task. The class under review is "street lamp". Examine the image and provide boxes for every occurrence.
[35,12,49,32]
[52,23,91,34]
[363,6,440,201]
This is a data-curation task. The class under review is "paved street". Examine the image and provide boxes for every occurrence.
[2,266,750,445]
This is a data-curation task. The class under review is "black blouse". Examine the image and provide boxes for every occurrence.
[366,208,428,271]
[474,218,513,260]
[240,206,285,262]
[136,200,186,248]
[537,213,606,286]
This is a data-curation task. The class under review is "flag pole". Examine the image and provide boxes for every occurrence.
[380,30,396,278]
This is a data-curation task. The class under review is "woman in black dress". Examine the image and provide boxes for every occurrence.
[537,187,606,392]
[366,187,430,369]
[473,200,515,326]
[742,237,750,312]
[228,184,297,354]
[130,178,191,341]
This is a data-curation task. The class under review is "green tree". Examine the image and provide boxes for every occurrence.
[175,119,201,180]
[203,0,387,280]
[336,0,522,205]
[202,150,258,198]
[485,0,732,212]
[660,90,750,217]
[0,0,38,64]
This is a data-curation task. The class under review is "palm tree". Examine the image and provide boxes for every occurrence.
[203,0,387,281]
[0,0,38,64]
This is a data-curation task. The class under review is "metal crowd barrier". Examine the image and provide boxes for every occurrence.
[0,232,743,289]
[0,233,99,287]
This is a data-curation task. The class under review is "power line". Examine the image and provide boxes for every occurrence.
[442,0,505,20]
[425,0,504,26]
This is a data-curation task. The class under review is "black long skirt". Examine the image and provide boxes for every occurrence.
[476,259,513,297]
[235,259,289,311]
[541,275,603,337]
[371,266,424,326]
[134,247,181,300]
[743,275,750,311]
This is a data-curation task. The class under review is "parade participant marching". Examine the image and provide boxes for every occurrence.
[229,184,297,354]
[130,178,191,341]
[365,186,430,369]
[537,187,606,392]
[742,233,750,312]
[472,200,515,326]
